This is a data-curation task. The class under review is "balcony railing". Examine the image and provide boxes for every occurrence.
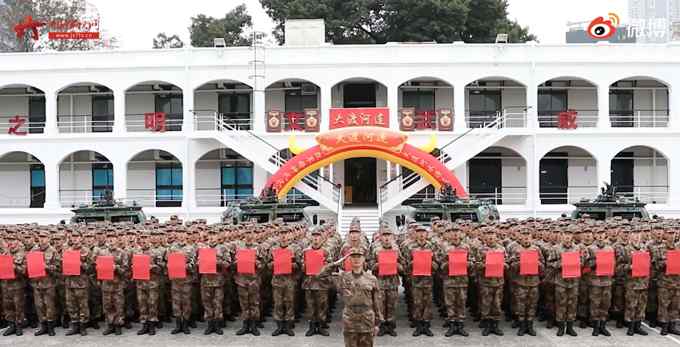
[465,110,526,128]
[57,114,113,133]
[193,110,252,131]
[539,185,599,205]
[610,110,669,128]
[538,109,598,128]
[126,113,183,132]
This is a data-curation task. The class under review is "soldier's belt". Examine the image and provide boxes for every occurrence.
[349,304,369,314]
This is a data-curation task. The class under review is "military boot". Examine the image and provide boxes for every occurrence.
[3,322,16,336]
[445,321,457,337]
[599,320,611,336]
[412,321,423,337]
[661,322,670,335]
[64,322,80,336]
[517,320,527,336]
[102,324,115,335]
[148,323,156,336]
[249,320,260,336]
[316,320,328,336]
[305,321,316,336]
[285,321,295,336]
[137,322,149,335]
[626,321,635,336]
[171,319,183,335]
[592,321,600,336]
[271,321,283,336]
[14,323,22,336]
[182,319,191,334]
[47,321,56,336]
[80,324,87,336]
[377,321,387,336]
[669,322,680,335]
[635,321,648,336]
[34,321,48,336]
[388,321,397,336]
[458,322,469,337]
[566,321,578,336]
[527,320,537,336]
[490,320,504,336]
[481,320,492,336]
[214,320,223,335]
[203,320,215,335]
[556,321,565,336]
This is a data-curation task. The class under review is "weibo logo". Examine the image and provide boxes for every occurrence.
[587,13,619,40]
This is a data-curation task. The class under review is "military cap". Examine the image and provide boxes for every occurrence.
[106,230,117,237]
[349,224,361,232]
[70,230,82,237]
[310,227,322,236]
[415,224,428,232]
[38,230,50,237]
[348,247,364,256]
[379,224,394,235]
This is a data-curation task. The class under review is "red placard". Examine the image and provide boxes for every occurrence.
[631,251,650,278]
[236,249,256,275]
[0,255,15,280]
[378,250,398,276]
[132,254,150,280]
[412,250,433,276]
[304,249,325,276]
[485,251,505,278]
[272,248,293,275]
[520,250,539,275]
[26,251,46,279]
[666,250,680,275]
[448,249,468,276]
[96,256,115,281]
[561,251,581,279]
[198,248,217,274]
[62,250,81,276]
[343,256,352,272]
[329,107,390,129]
[167,253,186,279]
[595,249,615,276]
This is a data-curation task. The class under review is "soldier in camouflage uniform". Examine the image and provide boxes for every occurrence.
[474,227,507,336]
[302,227,332,337]
[585,228,614,336]
[369,224,401,337]
[269,229,299,337]
[437,224,471,337]
[404,224,437,337]
[577,227,594,328]
[619,230,650,336]
[86,229,103,330]
[95,230,129,335]
[509,229,544,336]
[168,228,196,334]
[30,230,58,336]
[200,229,231,335]
[652,230,680,335]
[63,230,92,336]
[233,227,264,336]
[551,228,585,336]
[1,232,26,336]
[134,232,165,336]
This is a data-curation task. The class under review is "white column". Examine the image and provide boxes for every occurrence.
[668,152,680,206]
[669,82,679,129]
[45,90,58,135]
[320,84,331,132]
[252,90,265,132]
[526,84,538,129]
[113,90,126,134]
[43,161,60,208]
[182,89,194,134]
[597,155,611,189]
[597,85,610,129]
[113,158,127,202]
[388,84,399,131]
[527,147,541,212]
[454,84,467,131]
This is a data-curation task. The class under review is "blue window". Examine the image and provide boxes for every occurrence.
[30,164,45,208]
[221,163,253,205]
[92,165,113,203]
[156,164,182,207]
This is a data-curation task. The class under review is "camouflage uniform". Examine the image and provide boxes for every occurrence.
[403,227,437,337]
[437,239,471,337]
[620,243,650,335]
[586,242,615,336]
[473,240,506,335]
[652,239,680,335]
[551,242,585,336]
[368,231,401,336]
[233,237,264,336]
[30,237,59,336]
[199,240,231,335]
[95,236,129,335]
[134,237,165,335]
[270,240,299,336]
[63,242,92,335]
[168,241,196,333]
[509,241,544,335]
[0,236,26,336]
[302,239,332,336]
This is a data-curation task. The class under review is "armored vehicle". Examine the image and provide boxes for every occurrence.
[571,183,650,220]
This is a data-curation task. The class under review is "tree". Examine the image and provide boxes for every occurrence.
[0,0,117,52]
[189,4,253,47]
[153,32,184,48]
[259,0,536,44]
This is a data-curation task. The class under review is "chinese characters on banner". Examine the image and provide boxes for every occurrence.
[144,112,166,132]
[330,108,389,129]
[7,115,27,135]
[558,110,578,129]
[266,109,320,132]
[400,108,453,131]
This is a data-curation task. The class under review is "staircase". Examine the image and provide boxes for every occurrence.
[378,112,514,215]
[339,207,381,237]
[194,112,341,212]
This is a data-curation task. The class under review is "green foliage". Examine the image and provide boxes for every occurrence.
[153,32,184,49]
[189,4,253,47]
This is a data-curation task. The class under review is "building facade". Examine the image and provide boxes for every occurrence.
[0,40,679,230]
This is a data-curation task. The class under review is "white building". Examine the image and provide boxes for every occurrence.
[0,23,678,233]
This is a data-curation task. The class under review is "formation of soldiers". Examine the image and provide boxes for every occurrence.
[0,214,678,344]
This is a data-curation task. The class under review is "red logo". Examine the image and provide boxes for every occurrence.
[13,16,46,41]
[8,116,27,136]
[587,13,619,40]
[14,13,101,41]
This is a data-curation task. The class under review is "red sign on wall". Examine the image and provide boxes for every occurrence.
[144,112,166,132]
[329,108,389,129]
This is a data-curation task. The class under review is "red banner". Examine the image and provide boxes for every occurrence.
[272,248,293,275]
[595,250,615,276]
[198,248,217,274]
[96,256,115,281]
[26,251,46,279]
[304,249,325,276]
[167,253,186,279]
[520,250,539,275]
[412,250,433,276]
[236,249,256,275]
[329,108,389,129]
[485,251,504,278]
[666,250,680,275]
[378,250,398,276]
[62,250,81,276]
[132,254,150,280]
[0,255,15,280]
[448,249,468,276]
[631,251,650,278]
[561,251,581,279]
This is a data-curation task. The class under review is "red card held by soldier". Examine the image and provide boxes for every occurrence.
[272,248,293,275]
[167,252,187,279]
[631,251,650,278]
[304,249,325,276]
[27,251,46,279]
[485,251,504,278]
[96,255,115,281]
[448,249,468,276]
[62,250,81,276]
[412,250,433,276]
[595,250,615,276]
[132,254,151,281]
[378,250,398,276]
[520,249,539,276]
[198,248,217,274]
[561,251,581,279]
[0,255,15,280]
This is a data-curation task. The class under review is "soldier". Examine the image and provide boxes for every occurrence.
[199,229,231,335]
[321,248,383,347]
[96,230,129,336]
[403,224,437,337]
[1,232,26,336]
[134,232,165,336]
[233,227,264,336]
[302,227,332,337]
[509,228,544,336]
[168,229,196,334]
[438,224,471,337]
[369,224,401,337]
[551,228,583,336]
[63,230,92,336]
[269,230,299,336]
[652,230,680,335]
[30,230,58,336]
[474,227,507,336]
[620,230,649,336]
[586,229,615,336]
[577,227,594,328]
[87,229,103,329]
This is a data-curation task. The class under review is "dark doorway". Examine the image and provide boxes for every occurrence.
[540,152,568,204]
[611,152,634,196]
[343,83,376,108]
[344,158,376,205]
[469,153,502,204]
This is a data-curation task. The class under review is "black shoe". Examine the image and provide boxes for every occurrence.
[458,322,469,337]
[213,320,223,335]
[137,322,150,335]
[412,321,423,337]
[599,321,611,337]
[482,320,492,336]
[512,320,520,329]
[171,319,183,335]
[626,321,635,336]
[204,320,215,335]
[491,320,504,336]
[661,322,670,335]
[285,321,295,336]
[546,319,554,329]
[80,325,87,336]
[305,321,316,337]
[90,321,100,330]
[62,319,70,330]
[272,320,283,336]
[3,322,16,336]
[388,321,397,336]
[377,322,387,336]
[635,321,648,336]
[248,320,259,336]
[47,321,56,337]
[592,321,600,336]
[617,319,624,329]
[566,321,578,336]
[35,321,48,336]
[15,324,22,336]
[188,320,197,329]
[421,321,433,337]
[557,322,565,336]
[527,320,536,336]
[517,320,527,336]
[579,320,588,329]
[65,322,80,336]
[316,321,328,336]
[445,321,457,337]
[115,325,122,335]
[148,323,156,336]
[103,324,115,336]
[669,322,680,335]
[182,319,191,334]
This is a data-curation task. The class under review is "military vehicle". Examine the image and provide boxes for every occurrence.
[70,191,146,224]
[222,187,315,224]
[571,183,650,220]
[400,184,501,225]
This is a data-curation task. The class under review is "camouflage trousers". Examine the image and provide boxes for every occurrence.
[201,285,224,321]
[137,286,159,323]
[237,284,261,320]
[577,278,590,319]
[443,286,467,321]
[102,289,125,325]
[513,285,539,320]
[33,287,57,322]
[65,287,90,323]
[411,286,433,321]
[343,331,373,347]
[272,286,295,321]
[171,282,192,320]
[479,285,503,321]
[611,282,625,314]
[589,285,612,321]
[89,283,103,321]
[555,285,579,322]
[624,286,647,322]
[379,288,399,323]
[304,289,328,322]
[657,286,680,323]
[2,286,25,323]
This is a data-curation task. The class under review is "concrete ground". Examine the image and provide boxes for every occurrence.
[1,297,679,347]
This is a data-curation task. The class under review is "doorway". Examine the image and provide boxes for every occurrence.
[611,152,634,196]
[469,153,502,204]
[540,152,568,204]
[344,158,377,206]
